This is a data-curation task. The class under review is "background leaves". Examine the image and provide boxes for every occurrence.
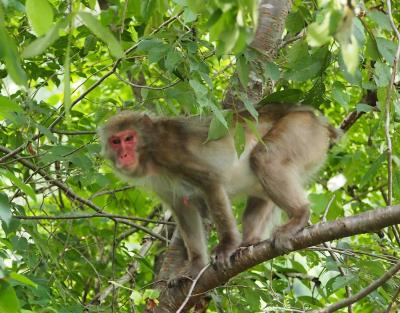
[0,0,399,312]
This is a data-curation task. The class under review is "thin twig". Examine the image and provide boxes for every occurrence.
[114,71,181,90]
[385,285,400,313]
[322,194,336,222]
[308,262,400,313]
[176,264,211,313]
[89,185,136,199]
[13,213,175,225]
[52,130,97,135]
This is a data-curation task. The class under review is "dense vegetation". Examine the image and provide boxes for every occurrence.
[0,0,399,312]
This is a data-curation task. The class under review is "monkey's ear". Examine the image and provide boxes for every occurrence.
[141,114,153,128]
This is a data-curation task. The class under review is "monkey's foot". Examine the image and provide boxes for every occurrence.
[211,240,240,267]
[272,227,302,252]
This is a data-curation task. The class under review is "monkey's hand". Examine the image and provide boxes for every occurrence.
[211,237,240,267]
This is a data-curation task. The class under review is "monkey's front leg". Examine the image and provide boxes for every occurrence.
[168,201,208,286]
[204,185,241,266]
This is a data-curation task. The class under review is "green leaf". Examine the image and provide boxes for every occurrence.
[0,25,27,86]
[239,94,258,121]
[0,193,11,226]
[165,49,182,72]
[259,89,304,104]
[189,79,208,97]
[0,283,20,313]
[360,153,386,188]
[244,118,263,143]
[9,272,37,288]
[368,10,392,31]
[287,41,309,68]
[22,20,66,58]
[356,103,374,113]
[307,11,332,47]
[365,35,380,61]
[25,0,54,36]
[374,61,391,87]
[0,96,22,121]
[234,122,246,157]
[376,37,397,64]
[237,55,249,87]
[1,170,36,201]
[286,11,305,34]
[284,58,322,82]
[331,82,349,107]
[78,12,124,58]
[264,61,280,81]
[187,0,204,13]
[207,112,230,141]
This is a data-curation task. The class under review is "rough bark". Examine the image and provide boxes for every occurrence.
[222,0,293,108]
[151,205,400,312]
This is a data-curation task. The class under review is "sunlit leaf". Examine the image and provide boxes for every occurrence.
[0,283,20,313]
[78,12,124,58]
[0,25,27,86]
[22,20,66,58]
[25,0,54,36]
[10,272,37,288]
[0,193,11,226]
[1,171,36,201]
[234,122,246,157]
[360,153,386,188]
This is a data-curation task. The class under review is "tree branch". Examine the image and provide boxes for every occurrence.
[152,205,400,312]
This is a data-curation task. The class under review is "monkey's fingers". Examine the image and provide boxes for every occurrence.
[211,244,238,268]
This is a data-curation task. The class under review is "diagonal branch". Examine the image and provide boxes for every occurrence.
[153,205,400,312]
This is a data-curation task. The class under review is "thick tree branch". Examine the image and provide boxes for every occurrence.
[152,205,400,312]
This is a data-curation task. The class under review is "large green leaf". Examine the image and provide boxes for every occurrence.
[77,12,124,58]
[22,20,66,58]
[0,193,11,226]
[0,26,27,86]
[0,283,20,313]
[25,0,54,36]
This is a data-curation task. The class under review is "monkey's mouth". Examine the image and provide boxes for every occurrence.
[116,161,138,173]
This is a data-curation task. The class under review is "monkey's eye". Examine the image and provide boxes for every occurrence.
[125,135,134,142]
[111,138,121,145]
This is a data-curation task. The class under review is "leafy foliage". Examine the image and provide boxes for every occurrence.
[0,0,399,312]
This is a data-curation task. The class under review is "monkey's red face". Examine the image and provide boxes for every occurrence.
[108,130,138,170]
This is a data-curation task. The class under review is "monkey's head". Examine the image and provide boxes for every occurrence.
[99,112,153,177]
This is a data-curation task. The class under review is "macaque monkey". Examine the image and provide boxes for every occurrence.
[99,105,340,282]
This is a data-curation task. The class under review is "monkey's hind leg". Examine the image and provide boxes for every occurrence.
[241,197,277,246]
[250,146,310,252]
